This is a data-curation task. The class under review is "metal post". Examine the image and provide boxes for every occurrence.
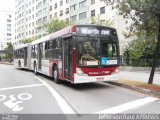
[148,13,160,84]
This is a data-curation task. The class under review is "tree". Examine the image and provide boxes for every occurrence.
[4,42,13,62]
[21,37,36,44]
[90,15,114,27]
[44,19,70,34]
[104,0,160,38]
[104,0,160,84]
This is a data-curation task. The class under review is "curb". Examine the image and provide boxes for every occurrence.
[0,62,13,65]
[106,81,160,98]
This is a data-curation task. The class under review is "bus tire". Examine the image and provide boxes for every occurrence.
[53,66,60,84]
[34,63,38,75]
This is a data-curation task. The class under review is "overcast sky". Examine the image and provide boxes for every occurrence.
[0,0,15,12]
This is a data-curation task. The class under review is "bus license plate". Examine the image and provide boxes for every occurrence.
[96,77,104,81]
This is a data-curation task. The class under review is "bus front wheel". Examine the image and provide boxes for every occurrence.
[53,66,60,84]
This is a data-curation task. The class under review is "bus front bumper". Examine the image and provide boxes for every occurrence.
[73,73,119,84]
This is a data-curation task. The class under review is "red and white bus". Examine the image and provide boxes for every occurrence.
[14,25,120,84]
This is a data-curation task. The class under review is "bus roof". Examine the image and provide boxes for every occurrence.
[15,25,117,47]
[14,43,30,50]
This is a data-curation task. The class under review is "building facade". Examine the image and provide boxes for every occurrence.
[0,10,14,50]
[15,0,49,46]
[15,0,132,54]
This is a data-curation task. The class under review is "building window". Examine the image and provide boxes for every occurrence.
[60,0,63,6]
[91,10,95,16]
[91,0,95,4]
[7,24,11,27]
[32,7,34,11]
[37,2,42,9]
[32,29,34,34]
[60,10,63,16]
[70,15,77,22]
[49,6,52,11]
[100,7,105,14]
[79,0,86,8]
[38,10,42,16]
[43,0,47,4]
[7,19,11,22]
[66,18,69,23]
[29,1,31,6]
[43,16,47,22]
[7,28,11,31]
[66,0,69,3]
[54,12,57,18]
[70,4,77,11]
[79,12,87,20]
[50,14,52,19]
[7,33,11,36]
[29,9,31,13]
[54,3,57,9]
[66,8,69,14]
[8,15,11,18]
[43,7,47,13]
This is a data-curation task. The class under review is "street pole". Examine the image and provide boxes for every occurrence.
[148,13,160,84]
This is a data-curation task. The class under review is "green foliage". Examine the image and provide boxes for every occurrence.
[44,19,70,34]
[21,37,36,44]
[104,0,159,68]
[4,42,13,61]
[105,0,160,38]
[123,36,157,66]
[90,15,114,27]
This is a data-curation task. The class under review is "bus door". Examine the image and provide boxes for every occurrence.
[63,37,73,80]
[24,47,27,67]
[38,43,43,70]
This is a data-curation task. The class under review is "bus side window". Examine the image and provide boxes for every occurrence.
[57,38,62,48]
[53,39,56,49]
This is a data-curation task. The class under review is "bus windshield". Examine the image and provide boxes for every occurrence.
[77,36,119,66]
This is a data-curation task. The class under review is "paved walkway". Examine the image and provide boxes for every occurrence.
[118,71,160,85]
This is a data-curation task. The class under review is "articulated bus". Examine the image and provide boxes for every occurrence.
[14,43,31,69]
[14,25,120,84]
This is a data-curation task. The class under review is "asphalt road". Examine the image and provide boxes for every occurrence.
[0,64,160,118]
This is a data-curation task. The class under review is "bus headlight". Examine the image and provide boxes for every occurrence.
[112,68,119,75]
[76,68,84,76]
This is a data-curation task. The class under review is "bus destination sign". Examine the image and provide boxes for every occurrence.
[76,27,115,35]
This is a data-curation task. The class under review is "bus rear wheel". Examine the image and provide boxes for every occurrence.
[53,66,60,84]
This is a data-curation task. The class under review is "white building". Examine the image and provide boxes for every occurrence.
[49,0,69,21]
[0,10,14,50]
[48,0,132,54]
[15,0,49,46]
[15,0,132,54]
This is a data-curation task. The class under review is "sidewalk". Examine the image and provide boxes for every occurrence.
[0,61,13,65]
[108,67,160,98]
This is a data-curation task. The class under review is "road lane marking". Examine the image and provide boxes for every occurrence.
[96,97,158,114]
[35,76,75,114]
[0,93,32,112]
[0,84,44,91]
